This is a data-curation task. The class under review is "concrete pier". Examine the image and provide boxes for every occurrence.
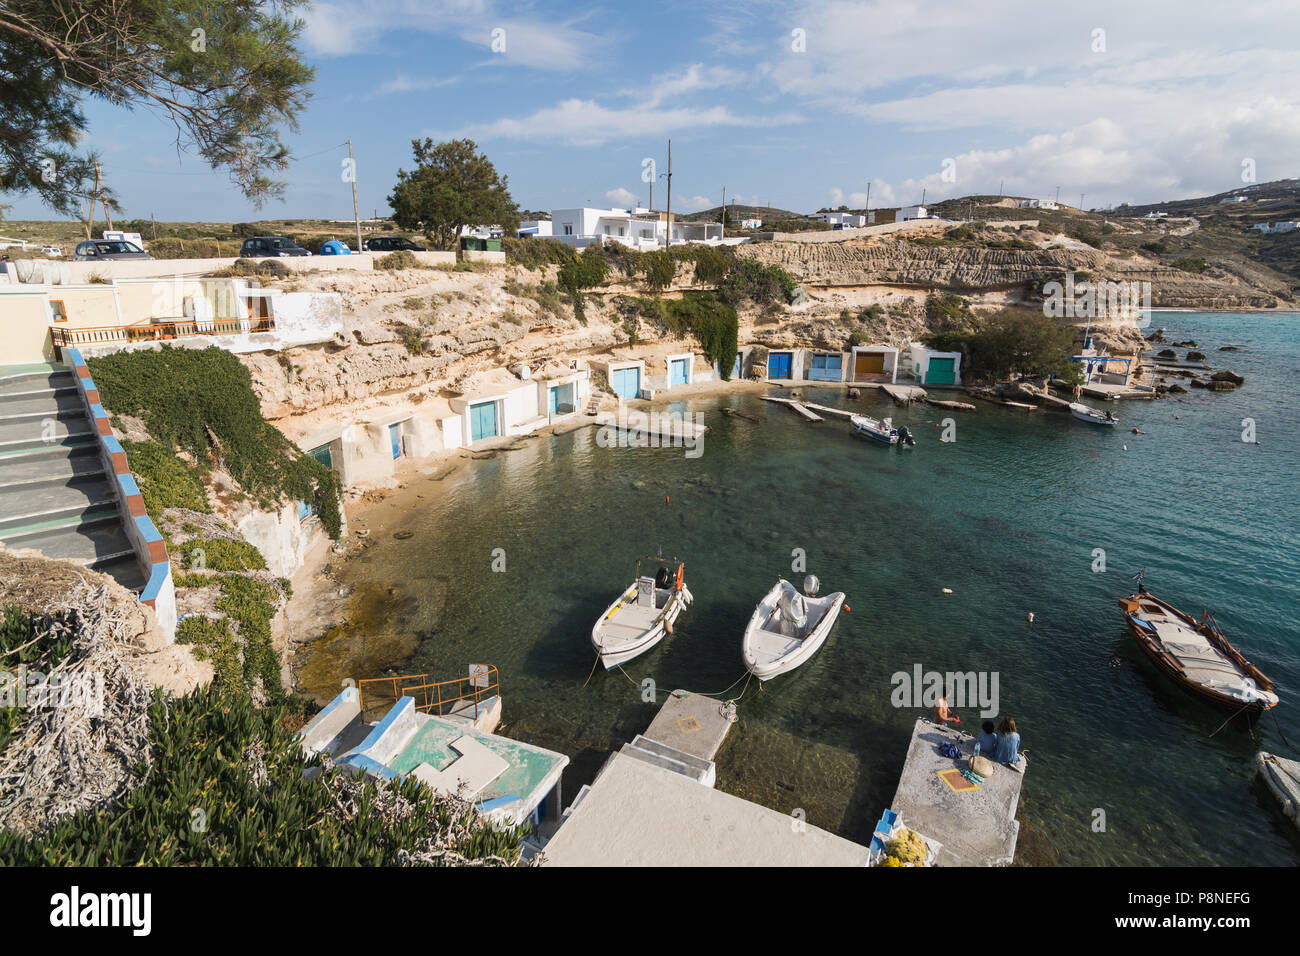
[642,689,735,761]
[888,718,1026,866]
[759,395,824,421]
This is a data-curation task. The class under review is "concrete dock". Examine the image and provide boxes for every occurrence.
[642,689,735,761]
[888,718,1026,866]
[759,395,824,421]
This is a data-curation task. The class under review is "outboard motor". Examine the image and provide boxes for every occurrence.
[897,425,915,446]
[803,574,821,597]
[654,565,672,590]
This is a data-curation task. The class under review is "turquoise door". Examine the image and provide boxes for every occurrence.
[670,358,689,386]
[389,424,401,459]
[470,401,498,441]
[612,366,640,400]
[549,382,575,416]
[769,352,793,379]
[927,357,956,385]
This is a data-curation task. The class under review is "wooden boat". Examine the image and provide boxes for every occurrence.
[1117,588,1279,719]
[591,556,693,670]
[1070,401,1118,426]
[743,577,845,680]
[1255,752,1300,831]
[850,414,914,446]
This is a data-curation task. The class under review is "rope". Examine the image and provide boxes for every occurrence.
[1206,699,1259,739]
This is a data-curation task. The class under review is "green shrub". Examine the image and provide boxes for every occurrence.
[87,348,342,539]
[120,439,210,520]
[718,258,798,307]
[502,236,575,271]
[179,537,267,573]
[376,249,427,270]
[395,324,424,354]
[1172,256,1208,274]
[0,685,526,865]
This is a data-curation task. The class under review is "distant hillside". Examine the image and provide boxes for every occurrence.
[676,204,802,223]
[1113,179,1300,220]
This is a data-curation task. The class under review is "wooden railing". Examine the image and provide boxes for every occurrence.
[357,666,500,720]
[51,317,274,347]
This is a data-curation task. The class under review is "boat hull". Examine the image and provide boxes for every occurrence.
[592,584,693,670]
[743,581,845,680]
[1070,403,1118,425]
[1118,592,1277,720]
[849,416,898,444]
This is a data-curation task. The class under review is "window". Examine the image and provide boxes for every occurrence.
[49,300,67,322]
[811,354,842,371]
[563,224,573,235]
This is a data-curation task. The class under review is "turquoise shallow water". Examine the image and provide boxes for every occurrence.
[299,311,1300,865]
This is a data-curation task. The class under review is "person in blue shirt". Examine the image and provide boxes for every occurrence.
[976,720,998,758]
[995,717,1023,766]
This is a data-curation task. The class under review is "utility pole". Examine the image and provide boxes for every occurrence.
[999,179,1004,197]
[94,160,114,232]
[865,181,871,221]
[665,138,672,248]
[1080,193,1085,211]
[151,213,157,241]
[721,185,725,238]
[921,187,926,207]
[348,139,362,253]
[1055,185,1061,204]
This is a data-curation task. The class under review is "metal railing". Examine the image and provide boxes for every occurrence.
[51,316,275,347]
[357,665,500,720]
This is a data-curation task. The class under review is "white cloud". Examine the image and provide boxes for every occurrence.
[369,74,461,97]
[450,98,802,146]
[676,195,715,213]
[605,187,638,207]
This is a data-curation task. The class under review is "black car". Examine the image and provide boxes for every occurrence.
[364,236,426,252]
[239,236,311,257]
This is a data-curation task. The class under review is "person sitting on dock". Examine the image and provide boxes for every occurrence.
[995,717,1023,768]
[933,692,961,727]
[976,720,998,756]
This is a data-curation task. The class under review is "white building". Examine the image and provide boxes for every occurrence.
[897,205,929,222]
[904,342,962,386]
[848,345,899,384]
[517,220,553,237]
[548,208,723,249]
[1018,199,1059,211]
[740,217,763,230]
[1251,221,1299,234]
[811,212,867,228]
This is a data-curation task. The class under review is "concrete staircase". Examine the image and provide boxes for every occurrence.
[0,367,147,591]
[618,734,717,787]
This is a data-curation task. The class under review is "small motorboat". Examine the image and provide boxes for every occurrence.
[1070,401,1118,426]
[591,556,693,670]
[1118,583,1279,719]
[742,576,845,680]
[1255,752,1300,832]
[850,414,914,445]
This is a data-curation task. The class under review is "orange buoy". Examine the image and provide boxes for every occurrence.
[844,605,851,613]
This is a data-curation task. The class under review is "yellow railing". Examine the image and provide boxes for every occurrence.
[357,666,500,720]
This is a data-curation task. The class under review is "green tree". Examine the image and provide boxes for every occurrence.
[0,0,315,214]
[389,139,519,253]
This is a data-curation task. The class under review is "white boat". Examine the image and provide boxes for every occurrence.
[591,556,693,670]
[1256,752,1300,831]
[1069,401,1118,426]
[742,576,845,680]
[850,414,915,445]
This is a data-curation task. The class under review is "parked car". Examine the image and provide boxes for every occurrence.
[363,235,426,252]
[319,239,352,255]
[72,239,153,261]
[239,236,311,258]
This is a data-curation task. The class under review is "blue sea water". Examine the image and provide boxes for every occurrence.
[296,311,1300,866]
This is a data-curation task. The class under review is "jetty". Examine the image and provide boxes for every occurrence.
[888,718,1026,866]
[801,401,856,420]
[759,395,824,421]
[883,384,927,405]
[923,397,977,412]
[541,690,871,866]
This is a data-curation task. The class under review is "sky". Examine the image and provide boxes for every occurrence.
[8,0,1300,222]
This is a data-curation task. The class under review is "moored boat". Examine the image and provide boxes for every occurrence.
[591,556,693,670]
[742,576,845,680]
[1070,401,1118,426]
[850,414,914,445]
[1255,752,1300,831]
[1117,582,1278,719]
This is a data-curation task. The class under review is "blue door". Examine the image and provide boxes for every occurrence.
[549,383,574,416]
[389,424,401,459]
[670,358,689,386]
[769,352,793,380]
[612,366,641,400]
[470,401,498,441]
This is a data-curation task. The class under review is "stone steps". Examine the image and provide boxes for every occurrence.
[618,735,717,787]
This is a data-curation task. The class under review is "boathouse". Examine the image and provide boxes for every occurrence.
[849,345,899,384]
[905,342,962,386]
[765,349,800,382]
[806,350,847,382]
[591,358,647,401]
